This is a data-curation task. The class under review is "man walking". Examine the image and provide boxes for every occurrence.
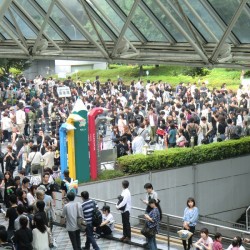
[81,191,100,250]
[116,180,132,243]
[61,192,82,250]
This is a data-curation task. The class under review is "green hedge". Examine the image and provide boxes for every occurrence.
[117,137,250,174]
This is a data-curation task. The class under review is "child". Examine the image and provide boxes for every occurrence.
[231,239,240,250]
[213,232,222,250]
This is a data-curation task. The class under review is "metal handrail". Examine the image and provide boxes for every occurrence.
[246,206,250,230]
[80,196,250,235]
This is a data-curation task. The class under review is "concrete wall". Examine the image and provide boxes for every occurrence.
[78,155,250,223]
[24,60,55,79]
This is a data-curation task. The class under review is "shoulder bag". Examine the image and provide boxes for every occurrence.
[76,203,86,231]
[141,223,156,238]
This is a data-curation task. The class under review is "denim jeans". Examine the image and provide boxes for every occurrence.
[18,155,22,172]
[68,230,81,250]
[147,235,157,250]
[85,224,100,250]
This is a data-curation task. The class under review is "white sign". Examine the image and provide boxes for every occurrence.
[58,72,67,79]
[57,86,71,98]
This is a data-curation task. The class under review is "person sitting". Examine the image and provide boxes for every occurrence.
[194,228,213,250]
[94,205,114,239]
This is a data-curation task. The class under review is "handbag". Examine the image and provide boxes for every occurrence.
[156,128,166,136]
[117,195,126,211]
[76,203,86,231]
[141,224,156,238]
[177,229,193,240]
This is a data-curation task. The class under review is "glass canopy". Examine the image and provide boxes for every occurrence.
[0,0,249,68]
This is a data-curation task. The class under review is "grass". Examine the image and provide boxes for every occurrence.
[97,169,125,181]
[64,64,242,90]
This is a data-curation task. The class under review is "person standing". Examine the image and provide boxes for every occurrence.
[182,197,199,250]
[15,103,26,135]
[81,191,100,250]
[144,199,162,250]
[61,192,83,250]
[116,180,131,243]
[142,183,159,214]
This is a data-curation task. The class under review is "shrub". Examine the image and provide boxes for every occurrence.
[98,170,125,180]
[117,137,250,174]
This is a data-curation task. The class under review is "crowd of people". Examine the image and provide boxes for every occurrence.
[0,72,249,249]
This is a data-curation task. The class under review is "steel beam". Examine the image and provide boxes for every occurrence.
[210,0,247,61]
[32,0,55,54]
[199,0,240,44]
[90,0,138,53]
[80,0,109,54]
[182,0,219,42]
[139,0,175,44]
[12,1,62,51]
[55,0,109,59]
[0,22,29,55]
[77,0,117,42]
[27,0,70,42]
[168,0,205,44]
[111,0,140,57]
[154,0,209,64]
[8,8,28,48]
[106,0,147,43]
[0,0,13,24]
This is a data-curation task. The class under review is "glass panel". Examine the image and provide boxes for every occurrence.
[208,0,250,43]
[144,0,186,42]
[44,24,63,40]
[17,0,44,26]
[176,0,215,42]
[186,0,224,41]
[114,0,166,41]
[113,0,134,16]
[5,9,37,39]
[92,0,139,41]
[132,6,167,41]
[0,28,10,39]
[61,0,112,41]
[35,0,51,12]
[50,5,86,40]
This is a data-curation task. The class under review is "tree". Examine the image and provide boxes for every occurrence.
[0,59,31,75]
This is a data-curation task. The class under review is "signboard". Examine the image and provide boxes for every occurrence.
[57,86,71,98]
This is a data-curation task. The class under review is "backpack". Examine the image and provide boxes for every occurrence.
[92,201,102,227]
[189,124,197,137]
[63,178,78,194]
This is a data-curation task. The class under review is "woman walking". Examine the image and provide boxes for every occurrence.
[143,199,162,250]
[182,197,199,250]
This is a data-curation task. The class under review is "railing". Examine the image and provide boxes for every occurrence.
[246,206,250,230]
[54,193,250,250]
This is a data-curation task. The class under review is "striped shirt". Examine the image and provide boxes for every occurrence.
[81,199,98,224]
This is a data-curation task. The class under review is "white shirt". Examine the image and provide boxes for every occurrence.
[103,213,115,231]
[132,135,145,154]
[32,228,50,250]
[117,188,131,213]
[28,151,42,164]
[15,109,26,125]
[1,116,12,130]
